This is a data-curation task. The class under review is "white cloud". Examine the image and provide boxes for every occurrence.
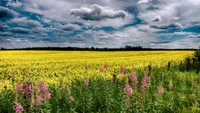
[9,17,42,27]
[82,24,157,47]
[170,17,179,21]
[151,38,200,49]
[152,16,161,22]
[6,0,22,7]
[150,23,182,29]
[138,0,200,25]
[70,4,128,21]
[22,0,134,28]
[58,23,82,31]
[11,27,30,34]
[187,34,200,38]
[138,0,151,4]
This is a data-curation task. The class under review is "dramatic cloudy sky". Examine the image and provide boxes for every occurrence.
[0,0,200,48]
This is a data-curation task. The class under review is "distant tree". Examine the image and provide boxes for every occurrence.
[125,45,132,50]
[194,46,200,61]
[0,47,6,50]
[91,47,95,50]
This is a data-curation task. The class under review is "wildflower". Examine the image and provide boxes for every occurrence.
[85,79,89,86]
[124,84,133,96]
[130,74,138,84]
[140,75,151,91]
[104,64,108,70]
[120,66,125,74]
[158,85,164,94]
[162,73,164,77]
[70,96,74,102]
[23,82,33,98]
[68,96,74,104]
[100,68,104,72]
[38,82,47,92]
[16,82,23,94]
[13,103,23,113]
[168,81,173,89]
[44,90,51,100]
[35,95,44,105]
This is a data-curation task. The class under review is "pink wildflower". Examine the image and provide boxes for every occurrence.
[124,84,133,96]
[158,85,164,94]
[168,81,173,89]
[16,82,23,94]
[140,75,151,91]
[120,67,125,74]
[130,74,138,84]
[13,103,23,113]
[68,96,74,104]
[85,79,89,86]
[23,82,33,98]
[44,90,51,100]
[38,82,47,92]
[100,68,104,73]
[104,64,108,70]
[70,96,74,102]
[35,95,44,105]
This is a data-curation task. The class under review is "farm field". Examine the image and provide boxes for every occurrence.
[0,51,193,83]
[0,50,199,113]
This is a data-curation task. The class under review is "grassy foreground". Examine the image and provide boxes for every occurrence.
[1,51,200,112]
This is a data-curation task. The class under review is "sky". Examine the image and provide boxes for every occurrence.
[0,0,200,49]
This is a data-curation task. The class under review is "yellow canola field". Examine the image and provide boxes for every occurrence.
[0,51,194,87]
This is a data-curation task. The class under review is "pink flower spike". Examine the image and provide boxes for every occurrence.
[124,84,133,96]
[23,82,33,98]
[16,82,22,94]
[140,75,151,91]
[100,68,104,73]
[44,90,51,100]
[35,95,44,105]
[70,96,74,102]
[130,74,138,84]
[38,82,47,92]
[120,67,125,74]
[158,85,164,94]
[13,103,23,113]
[168,81,173,89]
[104,64,108,70]
[68,96,74,104]
[85,79,89,86]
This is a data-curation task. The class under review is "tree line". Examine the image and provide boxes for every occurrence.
[0,45,196,51]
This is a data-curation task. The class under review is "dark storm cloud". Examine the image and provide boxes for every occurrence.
[70,4,128,21]
[0,6,17,19]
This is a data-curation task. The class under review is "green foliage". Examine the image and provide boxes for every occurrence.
[0,66,200,112]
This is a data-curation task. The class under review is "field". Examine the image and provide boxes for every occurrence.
[1,50,200,112]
